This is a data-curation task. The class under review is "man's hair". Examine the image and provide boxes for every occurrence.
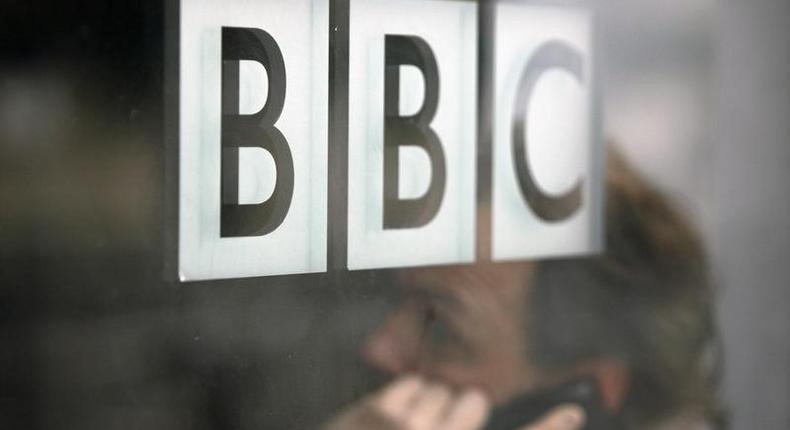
[529,149,726,429]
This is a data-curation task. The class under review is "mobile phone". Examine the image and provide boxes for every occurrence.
[482,378,623,430]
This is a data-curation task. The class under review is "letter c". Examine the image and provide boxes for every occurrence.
[512,40,585,222]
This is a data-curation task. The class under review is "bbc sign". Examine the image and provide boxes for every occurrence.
[170,0,602,281]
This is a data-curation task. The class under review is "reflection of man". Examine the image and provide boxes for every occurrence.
[326,152,723,430]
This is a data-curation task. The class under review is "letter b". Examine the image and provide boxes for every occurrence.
[221,27,294,237]
[383,35,446,229]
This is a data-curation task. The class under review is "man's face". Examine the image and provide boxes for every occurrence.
[362,262,542,404]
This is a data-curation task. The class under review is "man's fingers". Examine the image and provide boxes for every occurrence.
[374,375,425,418]
[369,377,495,430]
[404,383,453,430]
[437,389,490,430]
[519,405,585,430]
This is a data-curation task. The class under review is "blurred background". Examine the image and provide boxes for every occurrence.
[1,0,788,429]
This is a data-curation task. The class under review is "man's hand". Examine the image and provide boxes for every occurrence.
[324,376,585,430]
[324,376,488,430]
[519,405,585,430]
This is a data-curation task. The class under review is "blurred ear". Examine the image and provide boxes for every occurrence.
[592,360,630,413]
[571,359,630,413]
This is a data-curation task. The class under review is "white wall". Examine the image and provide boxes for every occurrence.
[601,1,790,428]
[714,1,790,428]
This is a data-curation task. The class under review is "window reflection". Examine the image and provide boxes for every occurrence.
[326,150,723,430]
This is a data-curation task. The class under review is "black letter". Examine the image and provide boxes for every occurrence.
[383,35,446,229]
[221,27,294,237]
[512,40,585,222]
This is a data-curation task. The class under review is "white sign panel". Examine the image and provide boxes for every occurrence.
[172,1,601,281]
[346,0,478,270]
[178,0,328,281]
[492,3,603,261]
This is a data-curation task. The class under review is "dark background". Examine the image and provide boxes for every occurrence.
[1,2,392,428]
